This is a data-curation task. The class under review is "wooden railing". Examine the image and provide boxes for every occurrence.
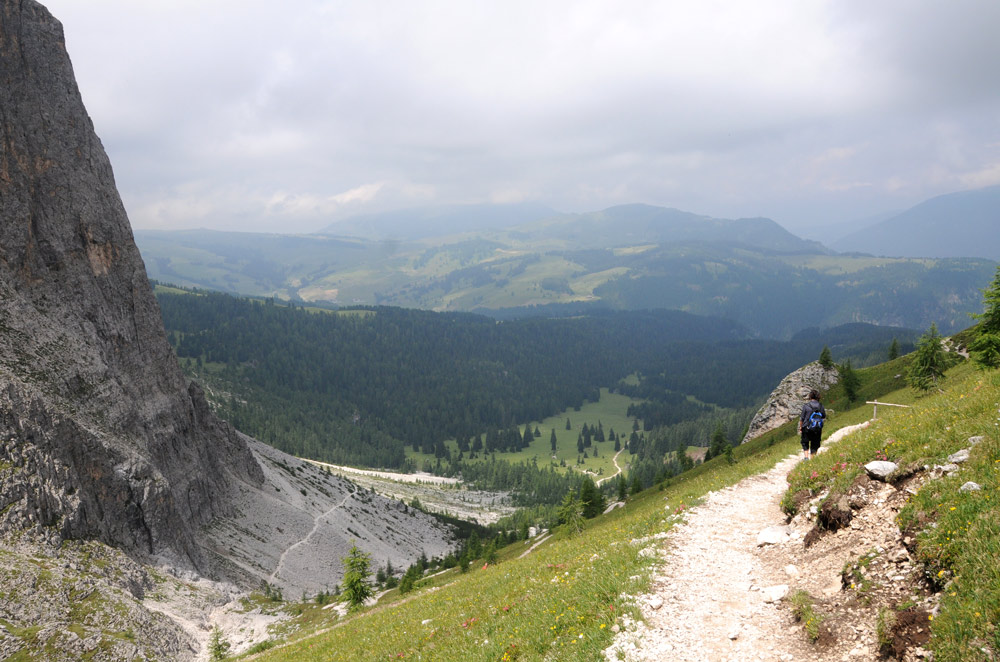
[865,400,911,419]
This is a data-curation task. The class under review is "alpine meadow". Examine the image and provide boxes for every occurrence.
[4,2,1000,661]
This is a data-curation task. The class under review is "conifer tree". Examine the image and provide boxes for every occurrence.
[818,345,833,369]
[208,626,231,661]
[706,423,728,460]
[839,359,861,402]
[907,323,951,391]
[558,491,584,534]
[617,475,627,501]
[550,428,557,452]
[566,418,572,430]
[888,337,899,360]
[579,478,605,518]
[970,265,1000,370]
[342,544,374,610]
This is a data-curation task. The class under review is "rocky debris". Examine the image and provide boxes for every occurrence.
[878,609,932,659]
[865,461,899,481]
[929,463,960,478]
[741,361,839,444]
[968,435,984,446]
[960,481,982,493]
[0,539,198,660]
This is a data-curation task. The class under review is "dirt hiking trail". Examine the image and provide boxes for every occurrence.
[606,421,933,662]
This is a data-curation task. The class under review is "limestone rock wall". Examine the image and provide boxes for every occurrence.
[0,0,455,596]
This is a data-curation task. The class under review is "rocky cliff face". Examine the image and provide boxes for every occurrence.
[740,362,839,444]
[0,0,454,601]
[0,0,264,568]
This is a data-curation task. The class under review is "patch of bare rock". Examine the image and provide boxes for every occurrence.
[606,423,948,662]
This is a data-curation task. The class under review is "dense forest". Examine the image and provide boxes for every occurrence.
[156,288,915,472]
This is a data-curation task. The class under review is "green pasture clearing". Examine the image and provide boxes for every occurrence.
[777,254,933,275]
[152,283,195,296]
[405,388,643,482]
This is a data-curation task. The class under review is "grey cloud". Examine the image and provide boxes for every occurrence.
[41,0,1000,234]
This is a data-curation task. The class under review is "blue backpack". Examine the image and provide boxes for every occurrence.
[805,408,825,431]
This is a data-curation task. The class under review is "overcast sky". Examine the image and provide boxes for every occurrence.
[43,0,1000,236]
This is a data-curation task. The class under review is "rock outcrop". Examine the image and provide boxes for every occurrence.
[0,0,453,599]
[740,361,839,444]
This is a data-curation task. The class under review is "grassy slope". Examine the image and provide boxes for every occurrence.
[783,361,1000,661]
[248,355,1000,661]
[249,409,813,660]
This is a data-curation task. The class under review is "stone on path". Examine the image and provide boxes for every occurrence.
[762,585,789,604]
[864,461,897,481]
[757,526,790,547]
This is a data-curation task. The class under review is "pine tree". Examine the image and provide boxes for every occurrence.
[566,418,572,430]
[907,323,951,391]
[579,478,605,518]
[970,265,1000,370]
[342,544,374,610]
[558,491,584,534]
[399,564,420,594]
[818,345,833,369]
[617,475,627,501]
[208,626,231,661]
[706,423,728,460]
[550,428,557,452]
[888,337,899,360]
[839,359,861,402]
[975,265,1000,333]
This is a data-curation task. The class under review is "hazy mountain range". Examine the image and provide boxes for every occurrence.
[832,185,1000,259]
[136,191,999,338]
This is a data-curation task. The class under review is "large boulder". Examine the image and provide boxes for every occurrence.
[741,362,839,444]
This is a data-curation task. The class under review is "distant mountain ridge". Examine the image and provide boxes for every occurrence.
[508,204,830,254]
[833,185,1000,259]
[321,201,558,240]
[135,199,997,338]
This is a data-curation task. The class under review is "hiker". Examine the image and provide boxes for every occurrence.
[798,389,825,460]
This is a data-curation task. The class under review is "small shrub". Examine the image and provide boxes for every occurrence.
[789,590,824,642]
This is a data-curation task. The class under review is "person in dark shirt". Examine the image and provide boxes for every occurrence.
[798,389,825,460]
